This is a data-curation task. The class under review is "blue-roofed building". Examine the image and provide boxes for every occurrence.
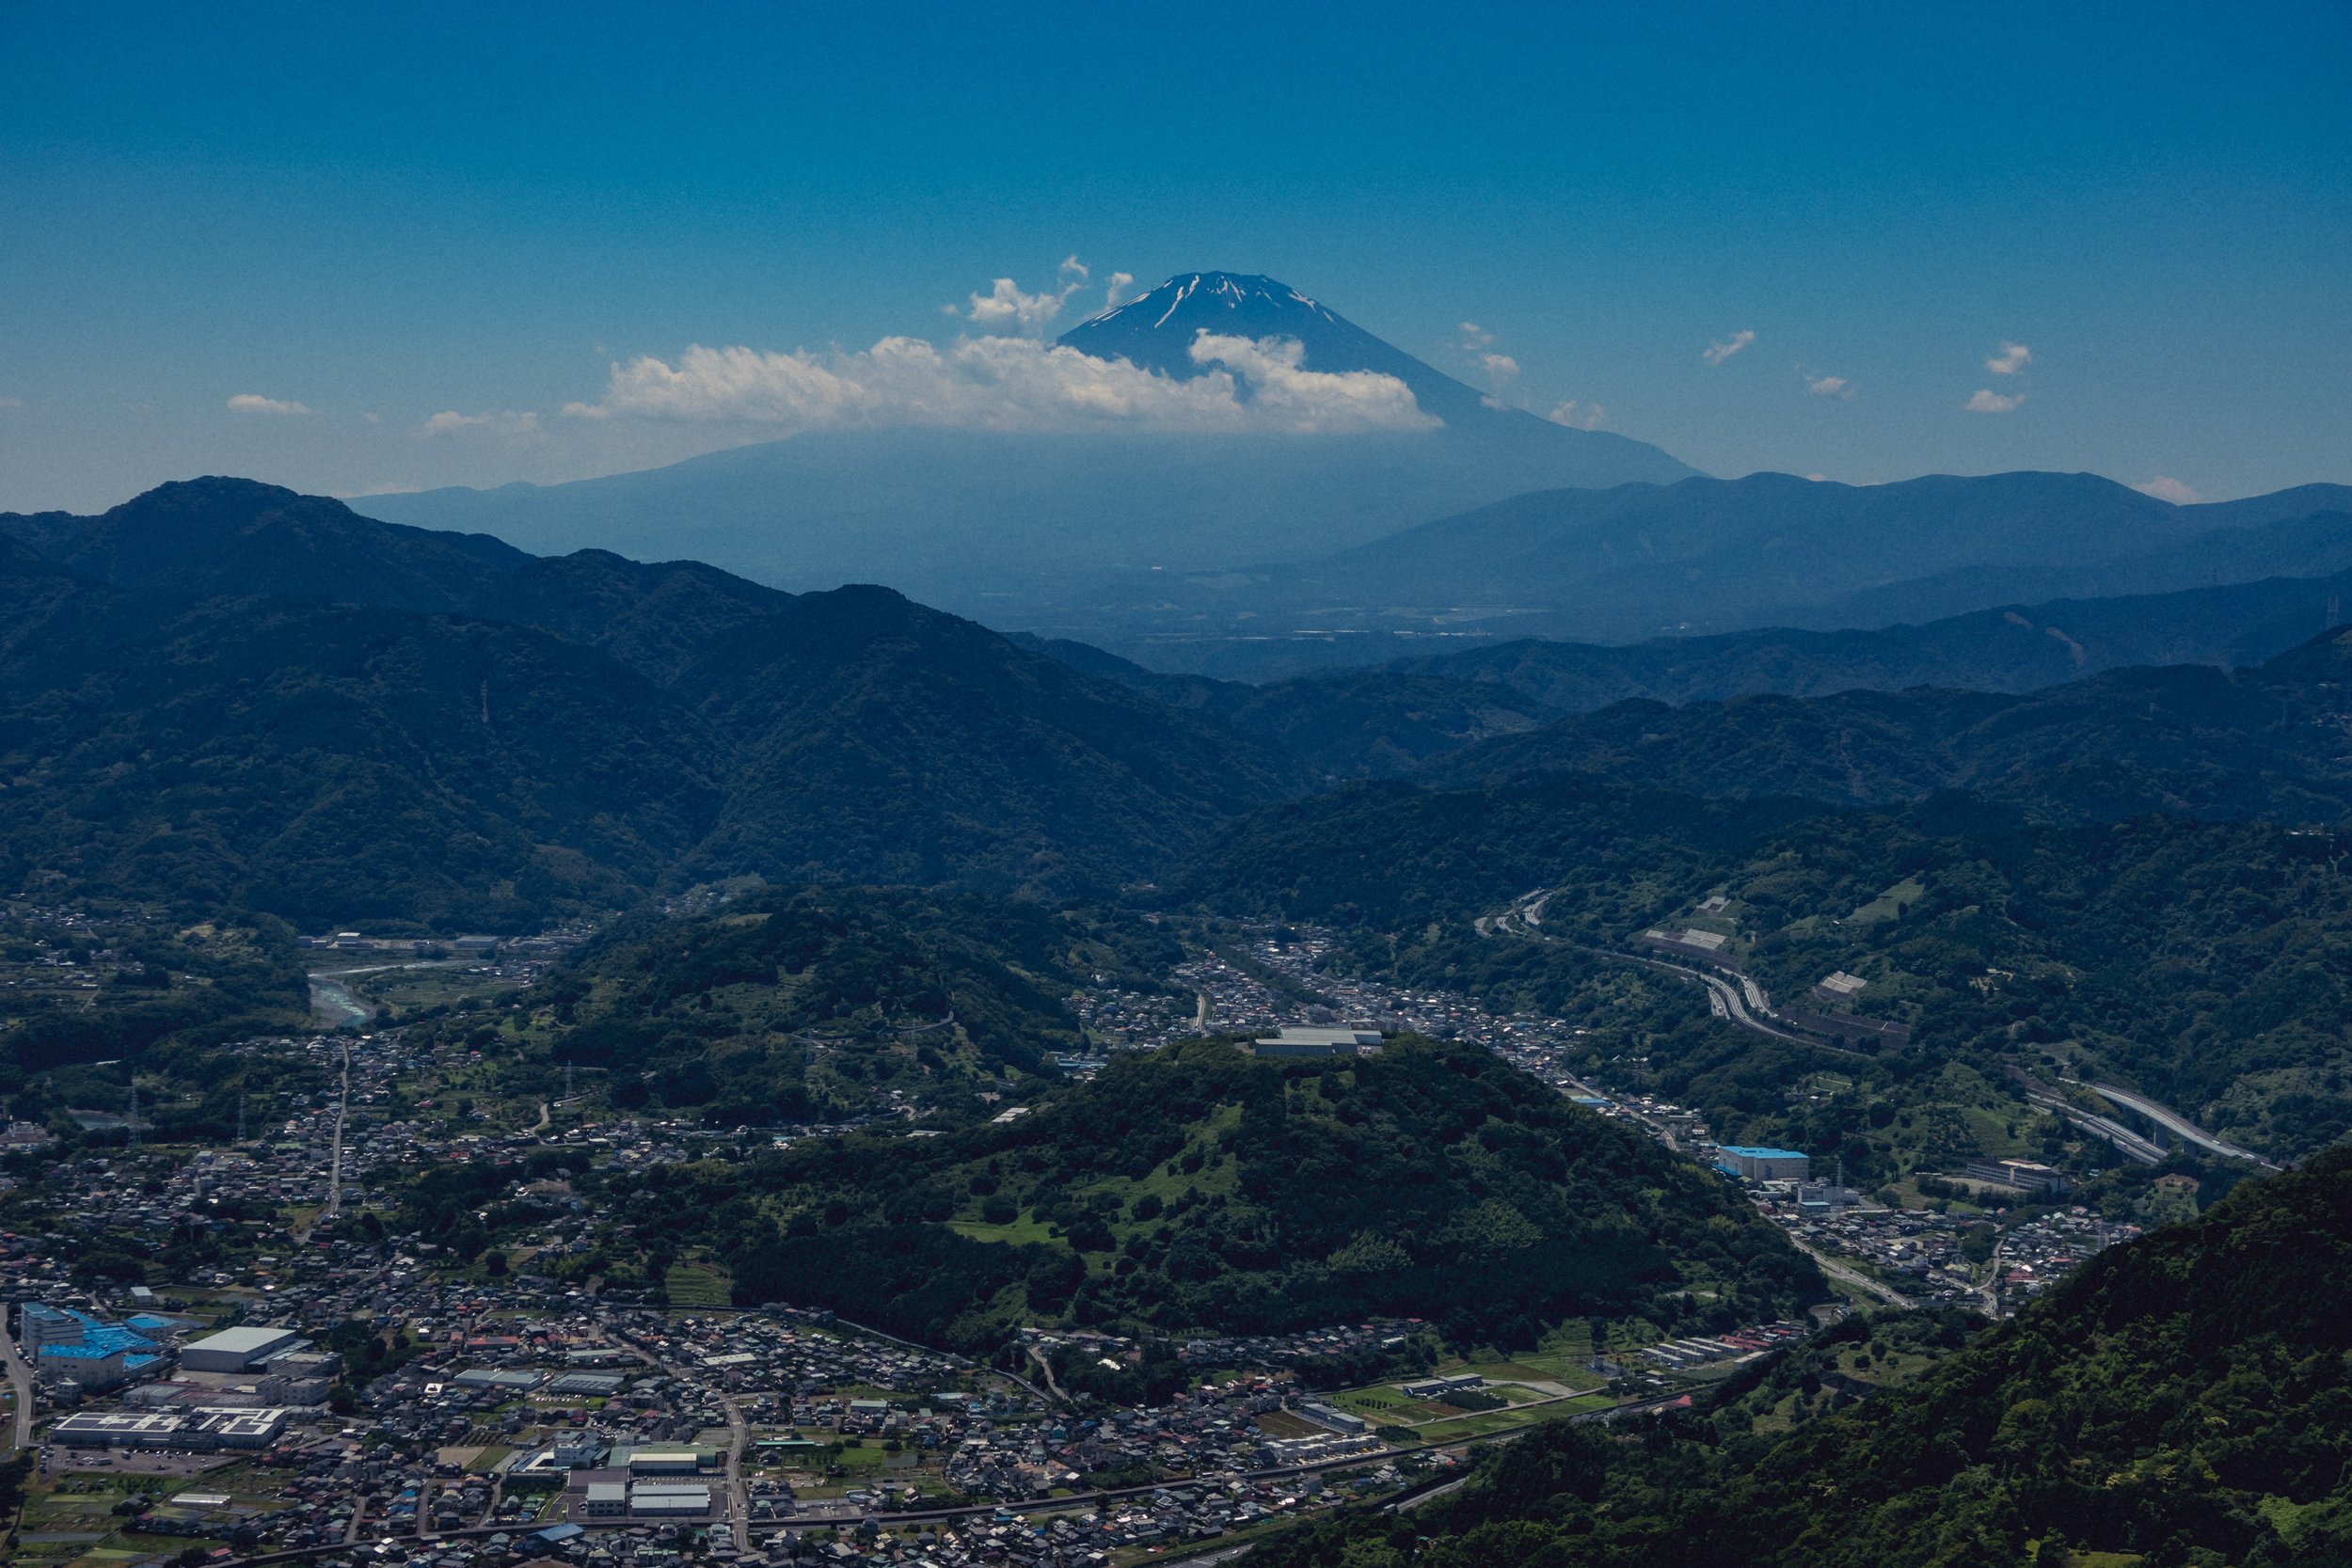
[1715,1146,1810,1182]
[16,1303,168,1390]
[525,1522,587,1554]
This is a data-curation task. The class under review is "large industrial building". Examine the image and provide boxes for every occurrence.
[180,1325,305,1373]
[1715,1146,1812,1182]
[1965,1158,2071,1195]
[51,1405,291,1450]
[1250,1026,1383,1058]
[16,1304,168,1390]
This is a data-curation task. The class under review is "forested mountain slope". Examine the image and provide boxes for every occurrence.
[1252,1147,2352,1568]
[1423,626,2352,826]
[1056,472,2352,667]
[516,884,1179,1125]
[1027,564,2352,779]
[0,480,1304,923]
[1174,765,2352,1157]
[588,1036,1820,1354]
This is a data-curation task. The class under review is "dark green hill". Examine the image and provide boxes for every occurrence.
[464,547,793,682]
[0,592,722,929]
[514,884,1178,1125]
[1173,757,2352,1157]
[614,1035,1820,1353]
[677,587,1304,895]
[0,480,1307,919]
[1027,565,2352,780]
[0,476,524,610]
[1422,629,2352,825]
[1252,1147,2352,1568]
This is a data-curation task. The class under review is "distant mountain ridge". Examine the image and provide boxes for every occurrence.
[1020,563,2352,778]
[1063,469,2352,673]
[357,270,1697,610]
[0,479,1307,926]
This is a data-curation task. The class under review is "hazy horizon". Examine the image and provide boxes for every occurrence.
[4,1,2349,515]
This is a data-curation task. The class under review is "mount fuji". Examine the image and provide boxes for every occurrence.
[362,272,1696,619]
[1060,272,1549,432]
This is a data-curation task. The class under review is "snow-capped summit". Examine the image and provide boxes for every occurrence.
[1058,271,1497,425]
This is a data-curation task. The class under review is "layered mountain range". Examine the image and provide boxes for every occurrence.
[355,269,2352,673]
[362,273,1693,610]
[0,478,1305,926]
[14,474,2352,938]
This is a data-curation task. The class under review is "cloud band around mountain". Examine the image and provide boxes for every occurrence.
[564,330,1440,436]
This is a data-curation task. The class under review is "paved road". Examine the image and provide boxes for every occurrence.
[1,1323,37,1448]
[2007,1070,2165,1165]
[2090,1083,2278,1169]
[1486,891,1863,1058]
[1026,1342,1073,1404]
[290,1040,351,1246]
[606,1323,752,1549]
[1791,1237,1915,1309]
[322,1038,349,1223]
[720,1389,751,1553]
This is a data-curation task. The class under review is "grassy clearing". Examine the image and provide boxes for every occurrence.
[663,1259,734,1307]
[1459,1359,1559,1384]
[944,1212,1061,1248]
[1849,877,1926,925]
[1414,1409,1544,1442]
[1253,1410,1327,1438]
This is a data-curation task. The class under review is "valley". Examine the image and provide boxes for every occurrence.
[5,470,2343,1565]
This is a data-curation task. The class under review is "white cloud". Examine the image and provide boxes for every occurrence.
[1702,329,1756,366]
[1547,400,1604,431]
[2131,475,2201,504]
[1802,370,1854,399]
[1104,271,1135,309]
[1185,332,1439,433]
[416,409,540,437]
[1478,353,1521,405]
[961,277,1077,333]
[957,259,1110,335]
[573,329,1438,436]
[1456,325,1527,406]
[1986,341,2032,375]
[227,393,311,416]
[1804,472,1830,482]
[0,396,22,409]
[1965,388,2026,414]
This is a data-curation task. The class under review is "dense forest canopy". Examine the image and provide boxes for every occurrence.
[523,1036,1821,1355]
[1249,1145,2352,1568]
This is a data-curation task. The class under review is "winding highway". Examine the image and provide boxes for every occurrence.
[1485,890,1863,1058]
[2089,1083,2279,1170]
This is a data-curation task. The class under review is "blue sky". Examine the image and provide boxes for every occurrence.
[3,0,2347,511]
